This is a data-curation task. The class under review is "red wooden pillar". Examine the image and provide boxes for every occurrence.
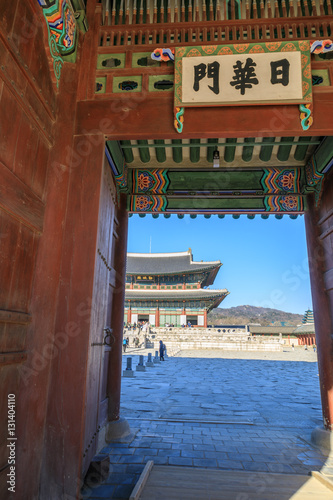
[107,193,128,421]
[156,305,160,327]
[305,192,333,430]
[128,302,131,324]
[204,309,207,328]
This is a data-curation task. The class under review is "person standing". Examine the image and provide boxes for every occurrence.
[159,340,165,361]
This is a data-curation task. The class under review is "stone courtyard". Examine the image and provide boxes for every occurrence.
[82,347,333,499]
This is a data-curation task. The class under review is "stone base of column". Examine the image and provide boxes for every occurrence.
[105,417,131,442]
[97,418,132,449]
[136,365,146,372]
[123,369,135,377]
[146,362,154,367]
[311,426,333,453]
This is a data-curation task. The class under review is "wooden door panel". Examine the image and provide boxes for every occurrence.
[82,157,118,473]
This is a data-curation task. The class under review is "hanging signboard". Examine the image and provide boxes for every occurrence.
[174,41,312,132]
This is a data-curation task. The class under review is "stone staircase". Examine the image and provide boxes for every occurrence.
[148,327,282,352]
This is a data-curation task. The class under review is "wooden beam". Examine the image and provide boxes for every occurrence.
[76,92,333,139]
[0,352,27,365]
[0,310,31,324]
[0,161,44,233]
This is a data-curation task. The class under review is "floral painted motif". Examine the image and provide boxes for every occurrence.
[266,42,282,51]
[187,48,202,57]
[276,171,295,191]
[234,44,249,53]
[249,45,265,53]
[134,170,170,193]
[37,0,77,87]
[264,195,303,212]
[303,65,311,79]
[280,195,299,211]
[202,46,217,54]
[137,172,155,191]
[281,43,297,52]
[261,168,300,194]
[135,196,152,211]
[299,41,310,52]
[131,195,168,212]
[218,47,233,55]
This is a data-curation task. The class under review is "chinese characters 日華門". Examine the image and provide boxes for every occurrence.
[181,51,304,105]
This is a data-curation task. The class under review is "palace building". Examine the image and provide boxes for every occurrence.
[125,250,229,327]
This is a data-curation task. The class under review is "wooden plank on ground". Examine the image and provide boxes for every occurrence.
[138,466,333,500]
[130,460,154,500]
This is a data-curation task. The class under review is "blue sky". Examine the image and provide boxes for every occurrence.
[128,214,312,315]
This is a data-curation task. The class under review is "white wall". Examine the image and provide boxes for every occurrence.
[198,315,204,326]
[149,314,156,326]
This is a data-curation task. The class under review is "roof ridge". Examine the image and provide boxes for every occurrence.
[126,288,229,293]
[127,251,190,258]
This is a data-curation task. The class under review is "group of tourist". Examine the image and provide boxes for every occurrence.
[122,335,166,360]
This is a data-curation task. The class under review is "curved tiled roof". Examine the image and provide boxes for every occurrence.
[126,288,229,300]
[293,323,315,334]
[125,287,229,312]
[127,250,221,278]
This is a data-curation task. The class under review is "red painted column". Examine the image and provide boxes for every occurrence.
[156,306,160,327]
[107,193,128,421]
[305,192,333,430]
[204,309,207,328]
[128,302,131,324]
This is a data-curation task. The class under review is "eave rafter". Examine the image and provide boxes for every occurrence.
[105,137,333,215]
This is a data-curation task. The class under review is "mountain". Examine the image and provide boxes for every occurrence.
[208,305,303,327]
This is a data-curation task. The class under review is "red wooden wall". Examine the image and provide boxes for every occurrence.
[0,1,54,497]
[305,168,333,430]
[0,1,120,498]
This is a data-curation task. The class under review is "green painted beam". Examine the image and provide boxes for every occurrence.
[242,138,255,162]
[154,139,166,162]
[106,140,124,171]
[259,137,275,162]
[137,140,150,162]
[120,140,320,149]
[190,139,201,163]
[277,137,294,162]
[224,138,237,163]
[167,197,264,210]
[294,136,311,162]
[120,140,134,163]
[172,139,182,163]
[168,170,263,191]
[313,137,333,172]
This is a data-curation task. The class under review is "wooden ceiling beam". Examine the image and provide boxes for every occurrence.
[76,92,333,139]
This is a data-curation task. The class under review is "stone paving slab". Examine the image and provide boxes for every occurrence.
[81,348,332,500]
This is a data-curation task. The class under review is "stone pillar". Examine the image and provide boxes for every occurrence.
[107,194,129,422]
[305,192,333,432]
